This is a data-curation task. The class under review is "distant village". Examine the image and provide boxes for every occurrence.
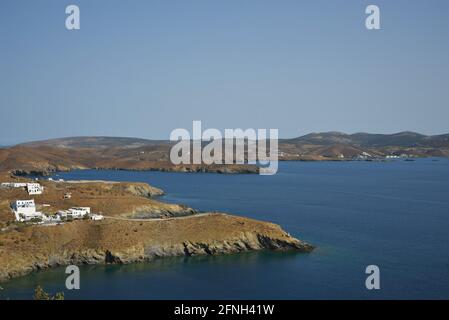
[0,181,104,225]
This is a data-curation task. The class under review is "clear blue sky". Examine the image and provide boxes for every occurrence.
[1,0,448,145]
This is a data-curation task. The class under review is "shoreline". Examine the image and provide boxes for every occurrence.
[12,156,443,179]
[0,213,314,283]
[0,169,314,283]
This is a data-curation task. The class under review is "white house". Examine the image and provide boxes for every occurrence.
[12,199,35,211]
[1,182,27,189]
[69,207,90,218]
[57,207,90,219]
[27,183,44,195]
[13,183,27,188]
[12,199,43,222]
[41,214,61,223]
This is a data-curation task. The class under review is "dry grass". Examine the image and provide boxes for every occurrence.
[0,179,191,224]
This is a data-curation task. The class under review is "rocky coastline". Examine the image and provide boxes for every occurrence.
[0,137,316,283]
[0,214,313,282]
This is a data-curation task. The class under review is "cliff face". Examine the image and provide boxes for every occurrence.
[0,214,313,282]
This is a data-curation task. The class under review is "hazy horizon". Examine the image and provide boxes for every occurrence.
[1,0,448,145]
[1,129,448,147]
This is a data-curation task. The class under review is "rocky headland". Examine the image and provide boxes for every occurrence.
[0,171,313,282]
[0,213,313,282]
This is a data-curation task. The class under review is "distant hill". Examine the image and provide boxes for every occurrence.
[1,131,448,175]
[284,131,449,148]
[17,132,449,149]
[1,136,257,175]
[285,131,357,146]
[19,136,169,149]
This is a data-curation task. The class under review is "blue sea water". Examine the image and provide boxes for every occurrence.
[1,159,449,299]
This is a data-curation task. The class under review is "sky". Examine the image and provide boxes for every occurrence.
[0,0,448,145]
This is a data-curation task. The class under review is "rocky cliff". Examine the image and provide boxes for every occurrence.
[0,214,313,282]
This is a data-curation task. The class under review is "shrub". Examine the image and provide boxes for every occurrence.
[53,292,65,300]
[34,286,50,300]
[33,286,65,300]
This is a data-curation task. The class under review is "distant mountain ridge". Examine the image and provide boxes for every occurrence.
[18,131,449,149]
[19,136,169,149]
[285,131,449,148]
[1,131,449,175]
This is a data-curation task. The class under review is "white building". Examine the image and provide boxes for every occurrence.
[13,183,27,188]
[27,183,44,195]
[42,214,61,223]
[57,207,90,219]
[90,214,104,221]
[12,199,35,211]
[12,199,43,222]
[1,182,27,189]
[69,207,90,218]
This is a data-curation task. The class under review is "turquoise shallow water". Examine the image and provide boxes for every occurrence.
[1,159,449,299]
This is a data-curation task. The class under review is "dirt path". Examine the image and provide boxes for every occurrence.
[103,212,215,222]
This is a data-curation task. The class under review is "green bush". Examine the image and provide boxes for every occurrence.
[33,286,65,300]
[33,286,50,300]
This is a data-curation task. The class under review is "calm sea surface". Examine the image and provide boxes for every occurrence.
[1,159,449,299]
